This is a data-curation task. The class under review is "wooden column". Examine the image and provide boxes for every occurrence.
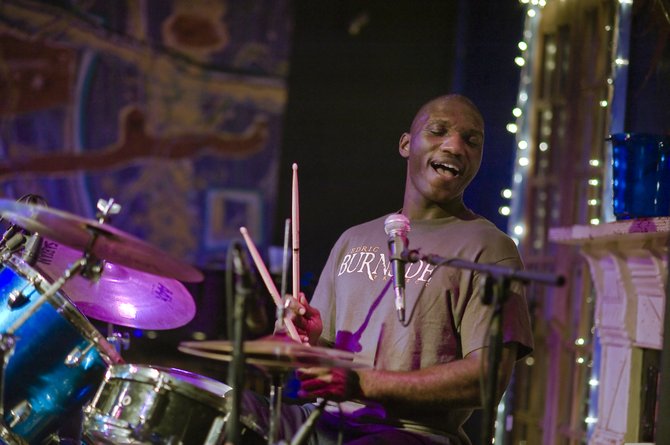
[550,218,669,445]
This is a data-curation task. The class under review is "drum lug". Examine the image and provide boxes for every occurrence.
[7,399,31,427]
[65,342,94,367]
[8,289,30,309]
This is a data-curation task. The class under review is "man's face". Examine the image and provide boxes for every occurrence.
[400,96,484,207]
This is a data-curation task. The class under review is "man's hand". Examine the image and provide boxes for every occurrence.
[296,367,361,401]
[276,292,323,345]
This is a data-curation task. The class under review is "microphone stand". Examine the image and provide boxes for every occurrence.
[226,242,250,445]
[480,275,509,445]
[405,250,564,445]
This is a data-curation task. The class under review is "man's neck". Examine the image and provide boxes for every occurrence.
[402,197,475,221]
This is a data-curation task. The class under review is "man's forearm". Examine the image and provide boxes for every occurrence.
[356,355,482,410]
[355,345,517,411]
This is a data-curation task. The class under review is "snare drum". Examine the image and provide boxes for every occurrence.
[0,255,122,442]
[83,364,265,444]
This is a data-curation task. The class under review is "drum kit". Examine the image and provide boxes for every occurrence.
[0,196,359,445]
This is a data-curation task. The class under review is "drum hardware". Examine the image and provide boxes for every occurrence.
[0,196,205,442]
[7,280,36,309]
[0,336,27,445]
[82,365,264,445]
[282,399,327,445]
[7,400,30,428]
[268,370,285,445]
[105,327,131,356]
[180,336,364,445]
[65,341,96,368]
[0,424,27,445]
[0,233,25,262]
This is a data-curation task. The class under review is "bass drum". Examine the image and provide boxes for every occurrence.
[82,364,265,444]
[0,255,122,443]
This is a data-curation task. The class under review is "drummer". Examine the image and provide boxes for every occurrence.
[268,94,534,445]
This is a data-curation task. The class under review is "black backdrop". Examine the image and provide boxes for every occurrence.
[275,0,525,281]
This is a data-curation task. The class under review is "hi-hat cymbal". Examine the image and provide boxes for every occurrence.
[179,335,365,372]
[34,239,196,330]
[0,199,203,282]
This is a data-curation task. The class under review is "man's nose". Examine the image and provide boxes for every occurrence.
[440,134,467,153]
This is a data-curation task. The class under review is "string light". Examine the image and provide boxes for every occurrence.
[505,6,615,441]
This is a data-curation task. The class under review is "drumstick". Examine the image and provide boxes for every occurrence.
[239,227,301,343]
[292,163,300,303]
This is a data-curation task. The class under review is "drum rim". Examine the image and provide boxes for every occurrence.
[104,364,231,410]
[4,255,123,365]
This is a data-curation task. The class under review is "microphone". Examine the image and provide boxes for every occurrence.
[384,213,410,322]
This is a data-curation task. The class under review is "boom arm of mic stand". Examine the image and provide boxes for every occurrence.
[405,251,565,287]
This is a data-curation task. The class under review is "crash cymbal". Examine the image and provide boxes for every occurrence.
[34,239,196,330]
[179,335,364,372]
[0,199,203,282]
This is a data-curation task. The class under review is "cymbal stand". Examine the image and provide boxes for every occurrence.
[106,323,130,356]
[268,370,285,445]
[287,399,326,445]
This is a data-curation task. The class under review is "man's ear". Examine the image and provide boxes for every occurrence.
[399,133,410,158]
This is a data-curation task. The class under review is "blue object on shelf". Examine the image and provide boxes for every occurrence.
[610,132,670,219]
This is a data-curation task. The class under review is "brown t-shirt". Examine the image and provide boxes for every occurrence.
[310,213,534,442]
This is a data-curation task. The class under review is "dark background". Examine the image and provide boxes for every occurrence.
[275,0,525,279]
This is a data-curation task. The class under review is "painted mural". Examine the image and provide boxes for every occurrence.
[0,0,291,268]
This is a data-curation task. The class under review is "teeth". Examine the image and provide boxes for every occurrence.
[431,161,460,176]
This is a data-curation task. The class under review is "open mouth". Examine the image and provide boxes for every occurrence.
[430,161,461,177]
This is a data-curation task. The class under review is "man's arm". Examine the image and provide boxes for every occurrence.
[357,343,518,410]
[298,343,518,413]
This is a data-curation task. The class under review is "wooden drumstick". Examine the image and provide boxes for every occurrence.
[239,226,301,343]
[292,163,300,303]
